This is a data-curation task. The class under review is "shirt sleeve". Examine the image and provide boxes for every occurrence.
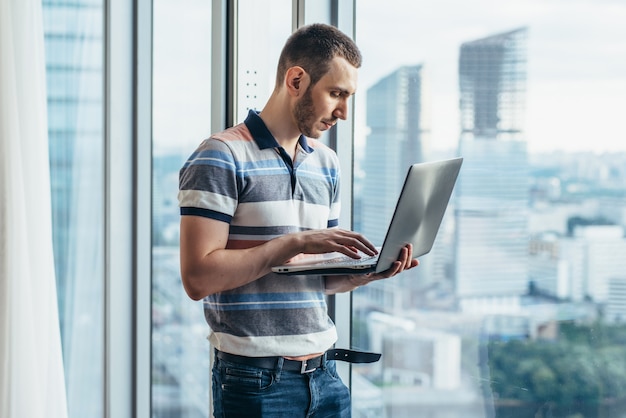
[178,138,239,223]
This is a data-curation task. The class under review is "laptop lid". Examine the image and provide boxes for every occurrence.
[271,157,463,275]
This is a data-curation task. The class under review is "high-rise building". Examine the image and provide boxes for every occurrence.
[355,65,431,312]
[458,28,527,143]
[455,28,530,302]
[359,65,429,242]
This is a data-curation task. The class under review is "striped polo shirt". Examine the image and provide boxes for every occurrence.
[178,110,341,357]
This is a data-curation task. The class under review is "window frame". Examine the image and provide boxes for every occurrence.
[104,0,151,416]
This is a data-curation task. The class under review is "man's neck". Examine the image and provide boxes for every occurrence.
[259,93,301,157]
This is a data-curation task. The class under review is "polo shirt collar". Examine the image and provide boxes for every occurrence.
[244,109,314,153]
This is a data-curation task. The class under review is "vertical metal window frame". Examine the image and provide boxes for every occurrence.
[212,0,237,132]
[104,0,151,417]
[134,0,152,416]
[104,0,132,414]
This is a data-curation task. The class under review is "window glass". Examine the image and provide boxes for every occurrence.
[151,1,292,416]
[43,0,105,416]
[235,0,292,123]
[151,1,212,417]
[353,1,626,417]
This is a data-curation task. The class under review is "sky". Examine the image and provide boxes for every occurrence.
[152,0,626,156]
[354,0,626,154]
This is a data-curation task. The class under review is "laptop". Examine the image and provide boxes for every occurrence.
[271,157,463,275]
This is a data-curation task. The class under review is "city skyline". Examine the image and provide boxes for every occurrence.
[151,1,626,157]
[348,11,626,414]
[355,0,626,154]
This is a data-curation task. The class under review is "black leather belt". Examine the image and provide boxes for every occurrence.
[216,348,381,374]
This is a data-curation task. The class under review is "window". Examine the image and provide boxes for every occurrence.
[150,2,292,416]
[151,1,212,417]
[235,0,292,123]
[352,1,626,417]
[43,1,105,416]
[44,1,626,417]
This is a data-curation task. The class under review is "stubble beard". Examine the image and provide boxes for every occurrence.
[293,87,319,138]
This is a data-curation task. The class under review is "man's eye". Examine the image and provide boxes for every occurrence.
[330,92,341,98]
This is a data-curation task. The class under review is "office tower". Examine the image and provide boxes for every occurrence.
[354,65,430,312]
[455,28,529,302]
[43,1,105,417]
[360,64,429,242]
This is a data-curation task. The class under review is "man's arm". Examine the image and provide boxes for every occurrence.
[323,244,420,295]
[179,215,379,300]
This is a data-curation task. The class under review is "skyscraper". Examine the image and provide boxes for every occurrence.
[455,28,530,301]
[359,65,429,242]
[355,65,430,312]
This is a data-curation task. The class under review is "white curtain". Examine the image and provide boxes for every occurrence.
[0,0,69,417]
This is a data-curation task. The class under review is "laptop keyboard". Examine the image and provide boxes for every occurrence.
[318,253,378,265]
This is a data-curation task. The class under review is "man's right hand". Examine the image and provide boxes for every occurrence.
[291,228,377,259]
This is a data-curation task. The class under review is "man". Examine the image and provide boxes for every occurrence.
[178,23,418,417]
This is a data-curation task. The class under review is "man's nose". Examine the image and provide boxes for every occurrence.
[333,100,348,120]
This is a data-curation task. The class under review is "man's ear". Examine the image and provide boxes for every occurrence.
[285,66,309,97]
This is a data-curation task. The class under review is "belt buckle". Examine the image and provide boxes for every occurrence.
[300,359,316,374]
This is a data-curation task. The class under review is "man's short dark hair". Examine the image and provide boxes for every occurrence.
[276,23,362,88]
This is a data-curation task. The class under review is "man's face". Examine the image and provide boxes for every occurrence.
[293,57,358,138]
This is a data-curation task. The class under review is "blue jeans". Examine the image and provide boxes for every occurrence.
[212,354,351,417]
